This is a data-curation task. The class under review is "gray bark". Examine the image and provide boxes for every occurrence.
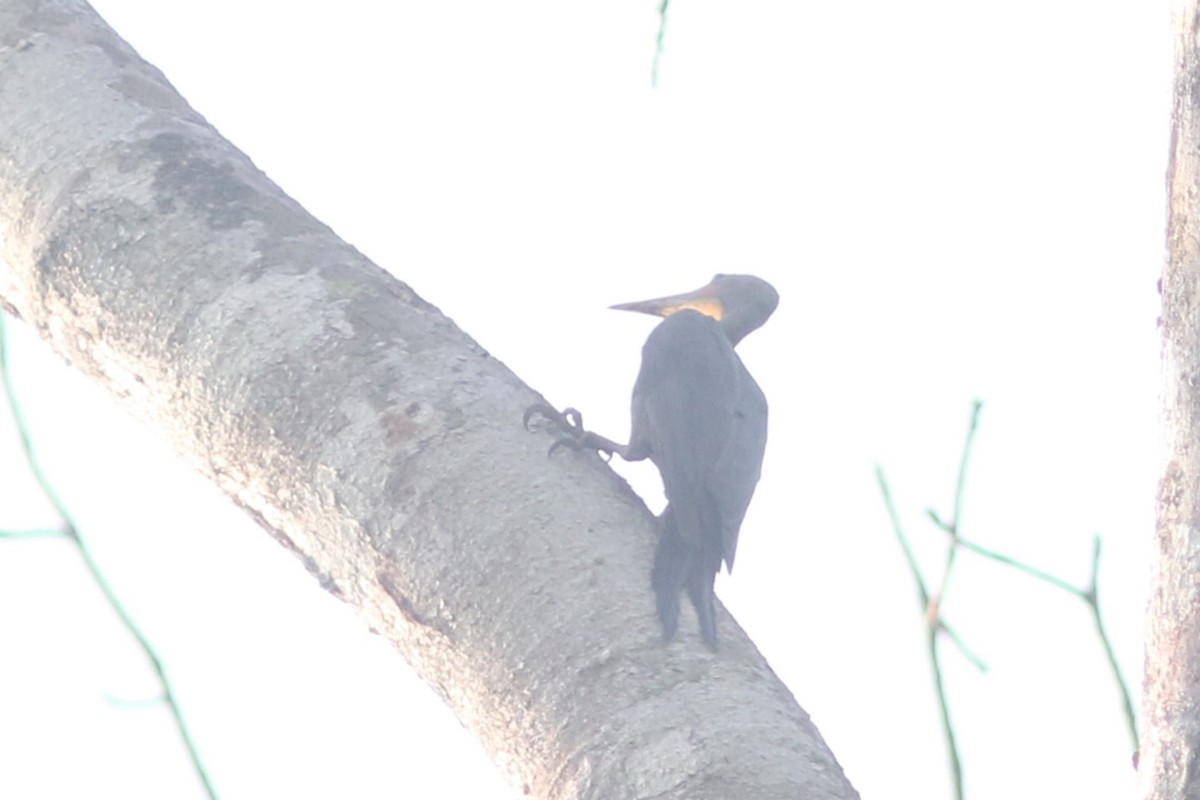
[0,2,857,798]
[1144,1,1200,797]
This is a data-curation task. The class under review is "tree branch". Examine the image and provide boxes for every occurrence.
[0,4,856,798]
[876,465,966,800]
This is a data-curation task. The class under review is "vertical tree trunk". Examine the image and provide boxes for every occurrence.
[0,2,857,798]
[1144,2,1200,797]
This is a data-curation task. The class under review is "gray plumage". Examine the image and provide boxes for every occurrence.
[613,274,777,648]
[524,274,777,648]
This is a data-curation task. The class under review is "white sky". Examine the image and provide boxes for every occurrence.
[0,1,1169,798]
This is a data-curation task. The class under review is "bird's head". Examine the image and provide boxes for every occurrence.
[609,274,778,345]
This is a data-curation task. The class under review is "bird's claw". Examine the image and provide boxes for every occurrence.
[523,403,583,434]
[522,403,613,460]
[523,403,557,431]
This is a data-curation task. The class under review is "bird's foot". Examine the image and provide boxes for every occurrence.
[523,403,618,459]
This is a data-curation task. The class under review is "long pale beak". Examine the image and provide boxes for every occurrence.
[609,280,725,321]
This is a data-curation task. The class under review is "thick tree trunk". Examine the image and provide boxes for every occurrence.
[1144,1,1200,797]
[0,2,856,798]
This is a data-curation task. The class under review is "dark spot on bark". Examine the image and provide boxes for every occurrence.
[147,133,254,229]
[377,570,454,639]
[384,412,418,444]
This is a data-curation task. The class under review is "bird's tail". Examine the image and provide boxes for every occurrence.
[652,507,720,650]
[686,556,718,650]
[652,508,687,643]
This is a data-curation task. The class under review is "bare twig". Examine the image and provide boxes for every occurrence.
[878,402,987,800]
[1086,537,1139,751]
[928,400,983,609]
[939,623,988,673]
[950,400,982,533]
[954,537,1081,596]
[880,398,1139,799]
[926,630,962,800]
[0,527,68,538]
[652,0,670,87]
[876,465,930,609]
[876,465,966,800]
[957,530,1138,751]
[0,314,218,799]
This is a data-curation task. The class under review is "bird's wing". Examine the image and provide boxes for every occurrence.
[709,356,767,572]
[630,311,766,572]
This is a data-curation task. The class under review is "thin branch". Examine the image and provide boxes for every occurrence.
[950,400,983,534]
[876,464,966,800]
[927,508,953,533]
[928,401,983,609]
[876,465,930,608]
[877,465,986,680]
[877,402,984,800]
[882,399,1137,798]
[0,527,68,538]
[104,691,172,710]
[0,314,218,800]
[933,545,960,629]
[1085,536,1138,751]
[954,537,1083,597]
[939,622,988,673]
[949,518,1139,752]
[651,0,670,87]
[927,630,963,800]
